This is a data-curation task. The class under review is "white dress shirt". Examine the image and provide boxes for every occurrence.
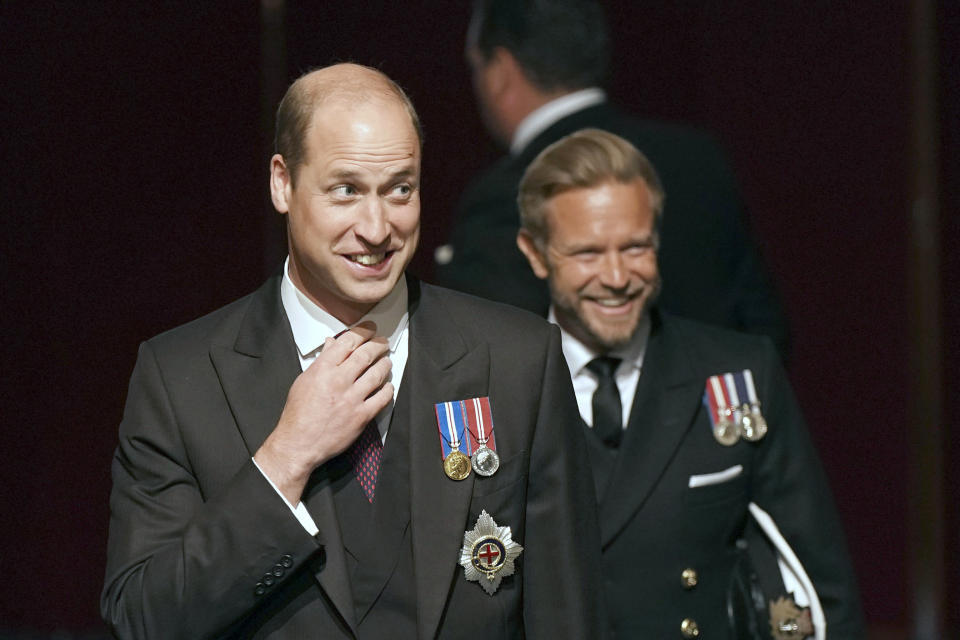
[254,258,410,534]
[510,87,607,155]
[549,308,651,430]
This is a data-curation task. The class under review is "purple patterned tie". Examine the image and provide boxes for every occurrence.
[346,421,383,502]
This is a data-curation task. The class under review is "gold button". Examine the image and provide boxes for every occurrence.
[681,618,700,638]
[681,568,698,589]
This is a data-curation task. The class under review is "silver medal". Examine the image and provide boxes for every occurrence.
[471,445,500,476]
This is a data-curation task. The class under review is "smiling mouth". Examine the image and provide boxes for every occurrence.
[594,297,631,307]
[587,292,642,308]
[347,252,388,266]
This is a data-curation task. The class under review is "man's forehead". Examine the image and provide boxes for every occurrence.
[305,98,418,148]
[312,92,415,132]
[545,181,654,229]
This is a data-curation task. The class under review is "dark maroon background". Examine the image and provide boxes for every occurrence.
[1,2,955,637]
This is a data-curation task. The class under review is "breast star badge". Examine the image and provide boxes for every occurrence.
[459,510,523,595]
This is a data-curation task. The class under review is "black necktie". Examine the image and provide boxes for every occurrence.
[587,356,623,448]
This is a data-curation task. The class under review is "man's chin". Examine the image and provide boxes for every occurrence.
[344,277,400,303]
[587,331,635,352]
[578,312,648,351]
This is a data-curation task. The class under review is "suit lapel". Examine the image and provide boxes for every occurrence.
[209,276,357,633]
[403,281,491,640]
[211,278,300,456]
[598,313,703,547]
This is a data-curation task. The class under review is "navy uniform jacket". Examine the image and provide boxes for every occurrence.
[436,102,789,359]
[588,311,864,639]
[101,276,603,639]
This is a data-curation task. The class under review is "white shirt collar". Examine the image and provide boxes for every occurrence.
[510,87,607,155]
[280,257,409,359]
[549,307,652,376]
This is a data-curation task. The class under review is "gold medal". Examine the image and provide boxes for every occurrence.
[742,402,768,441]
[443,450,471,481]
[741,402,768,442]
[713,406,740,446]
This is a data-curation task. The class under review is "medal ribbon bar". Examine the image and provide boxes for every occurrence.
[723,372,745,425]
[463,397,497,452]
[435,400,470,458]
[704,375,732,428]
[742,369,760,404]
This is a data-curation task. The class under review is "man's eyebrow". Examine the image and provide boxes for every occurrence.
[388,168,417,181]
[328,166,418,181]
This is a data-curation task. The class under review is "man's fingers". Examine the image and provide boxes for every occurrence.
[339,337,390,380]
[363,381,394,416]
[321,321,378,364]
[353,355,392,396]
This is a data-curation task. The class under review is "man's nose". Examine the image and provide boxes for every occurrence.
[598,252,628,289]
[355,198,390,246]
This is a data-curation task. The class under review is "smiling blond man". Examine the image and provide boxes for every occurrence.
[517,129,864,639]
[102,64,601,640]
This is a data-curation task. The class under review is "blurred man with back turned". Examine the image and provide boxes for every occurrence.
[102,63,601,640]
[436,0,789,359]
[516,128,863,639]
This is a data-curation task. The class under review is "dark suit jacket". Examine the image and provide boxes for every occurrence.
[587,311,864,638]
[436,102,789,359]
[101,276,602,639]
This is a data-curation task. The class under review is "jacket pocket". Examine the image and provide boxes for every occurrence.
[684,464,747,506]
[470,449,528,497]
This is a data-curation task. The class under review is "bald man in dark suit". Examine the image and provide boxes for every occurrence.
[102,63,601,640]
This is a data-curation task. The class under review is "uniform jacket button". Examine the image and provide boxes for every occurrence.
[681,618,700,638]
[681,567,698,589]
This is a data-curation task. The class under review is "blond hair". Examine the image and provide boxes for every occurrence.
[518,128,664,245]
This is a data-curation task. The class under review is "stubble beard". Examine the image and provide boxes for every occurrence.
[552,275,662,353]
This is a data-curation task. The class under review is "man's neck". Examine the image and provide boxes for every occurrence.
[548,307,652,375]
[510,87,606,154]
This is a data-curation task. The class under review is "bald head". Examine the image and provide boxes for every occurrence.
[274,63,423,187]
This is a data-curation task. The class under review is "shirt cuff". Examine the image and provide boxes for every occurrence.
[252,457,320,536]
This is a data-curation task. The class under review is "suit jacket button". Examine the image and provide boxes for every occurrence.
[272,564,285,577]
[681,618,700,638]
[681,568,698,589]
[280,554,294,568]
[254,583,266,596]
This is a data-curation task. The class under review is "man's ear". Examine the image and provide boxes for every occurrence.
[517,230,550,280]
[269,154,292,214]
[485,46,522,99]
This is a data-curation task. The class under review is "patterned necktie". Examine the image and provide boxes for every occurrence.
[346,421,383,502]
[586,356,624,448]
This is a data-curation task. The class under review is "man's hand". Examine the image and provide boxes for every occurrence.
[254,321,393,503]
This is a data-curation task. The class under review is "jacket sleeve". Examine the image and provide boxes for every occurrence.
[522,326,606,638]
[100,341,322,640]
[749,340,866,638]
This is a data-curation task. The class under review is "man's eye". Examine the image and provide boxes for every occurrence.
[625,243,652,255]
[573,250,600,260]
[391,184,412,197]
[332,185,357,196]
